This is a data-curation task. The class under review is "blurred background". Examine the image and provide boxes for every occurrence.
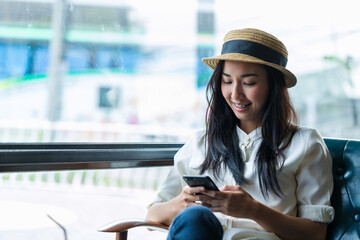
[0,0,359,239]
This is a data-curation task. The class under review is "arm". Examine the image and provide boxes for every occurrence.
[253,201,327,240]
[201,185,327,240]
[146,186,207,226]
[146,200,179,226]
[146,131,211,226]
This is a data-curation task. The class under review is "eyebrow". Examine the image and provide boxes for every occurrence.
[222,72,258,78]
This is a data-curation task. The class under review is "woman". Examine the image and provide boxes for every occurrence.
[146,28,334,240]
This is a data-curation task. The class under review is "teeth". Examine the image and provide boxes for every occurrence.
[234,102,251,109]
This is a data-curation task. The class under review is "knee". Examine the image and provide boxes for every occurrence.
[169,206,223,239]
[178,205,213,223]
[175,205,219,228]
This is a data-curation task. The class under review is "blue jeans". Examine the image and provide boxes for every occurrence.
[167,205,223,240]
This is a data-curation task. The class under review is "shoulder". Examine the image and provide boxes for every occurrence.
[290,126,330,160]
[291,126,323,144]
[294,125,318,135]
[285,126,327,157]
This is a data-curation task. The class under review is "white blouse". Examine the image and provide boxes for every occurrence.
[149,126,335,240]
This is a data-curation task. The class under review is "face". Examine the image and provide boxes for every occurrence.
[221,60,269,134]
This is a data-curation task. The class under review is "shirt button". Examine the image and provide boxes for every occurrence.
[355,214,360,222]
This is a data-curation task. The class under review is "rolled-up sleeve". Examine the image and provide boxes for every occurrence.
[296,129,335,223]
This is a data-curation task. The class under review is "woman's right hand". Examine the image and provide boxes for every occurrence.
[169,185,205,213]
[170,185,220,216]
[146,185,217,225]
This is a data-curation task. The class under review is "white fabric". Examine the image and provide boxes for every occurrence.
[149,126,335,239]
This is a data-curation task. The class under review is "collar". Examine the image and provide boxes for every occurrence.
[236,126,262,146]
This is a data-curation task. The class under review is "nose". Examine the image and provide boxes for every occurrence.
[231,82,245,100]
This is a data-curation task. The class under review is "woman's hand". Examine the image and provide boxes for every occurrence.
[146,185,210,226]
[169,185,213,215]
[200,185,259,219]
[147,185,221,226]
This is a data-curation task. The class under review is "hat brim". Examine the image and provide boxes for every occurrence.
[202,53,297,88]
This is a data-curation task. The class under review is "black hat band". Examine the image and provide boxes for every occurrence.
[221,39,288,68]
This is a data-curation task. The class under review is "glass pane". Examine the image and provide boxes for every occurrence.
[0,0,206,143]
[1,0,359,143]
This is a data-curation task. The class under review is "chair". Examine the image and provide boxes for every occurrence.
[325,138,360,239]
[98,219,168,240]
[98,138,360,240]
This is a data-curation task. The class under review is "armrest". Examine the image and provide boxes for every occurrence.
[98,218,169,233]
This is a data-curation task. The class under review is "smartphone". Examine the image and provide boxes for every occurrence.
[183,175,219,191]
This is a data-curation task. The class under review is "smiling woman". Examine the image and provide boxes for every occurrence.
[220,61,269,134]
[0,0,360,239]
[145,27,332,240]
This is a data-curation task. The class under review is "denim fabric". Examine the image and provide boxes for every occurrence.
[167,206,223,240]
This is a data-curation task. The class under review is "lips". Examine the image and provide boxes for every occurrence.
[233,102,252,110]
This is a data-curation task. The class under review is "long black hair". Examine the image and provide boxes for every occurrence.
[199,60,298,199]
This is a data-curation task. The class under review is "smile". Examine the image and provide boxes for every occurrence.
[233,102,252,109]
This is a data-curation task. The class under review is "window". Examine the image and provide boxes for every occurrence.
[1,0,357,143]
[197,12,215,34]
[98,86,120,108]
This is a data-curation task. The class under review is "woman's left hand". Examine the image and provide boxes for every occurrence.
[200,185,258,219]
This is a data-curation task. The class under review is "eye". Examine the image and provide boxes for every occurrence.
[244,82,256,86]
[222,78,232,84]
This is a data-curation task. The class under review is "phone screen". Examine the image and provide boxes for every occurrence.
[183,175,219,191]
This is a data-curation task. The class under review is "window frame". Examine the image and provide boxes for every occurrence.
[0,143,182,172]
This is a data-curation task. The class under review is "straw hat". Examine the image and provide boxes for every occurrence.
[202,28,297,88]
